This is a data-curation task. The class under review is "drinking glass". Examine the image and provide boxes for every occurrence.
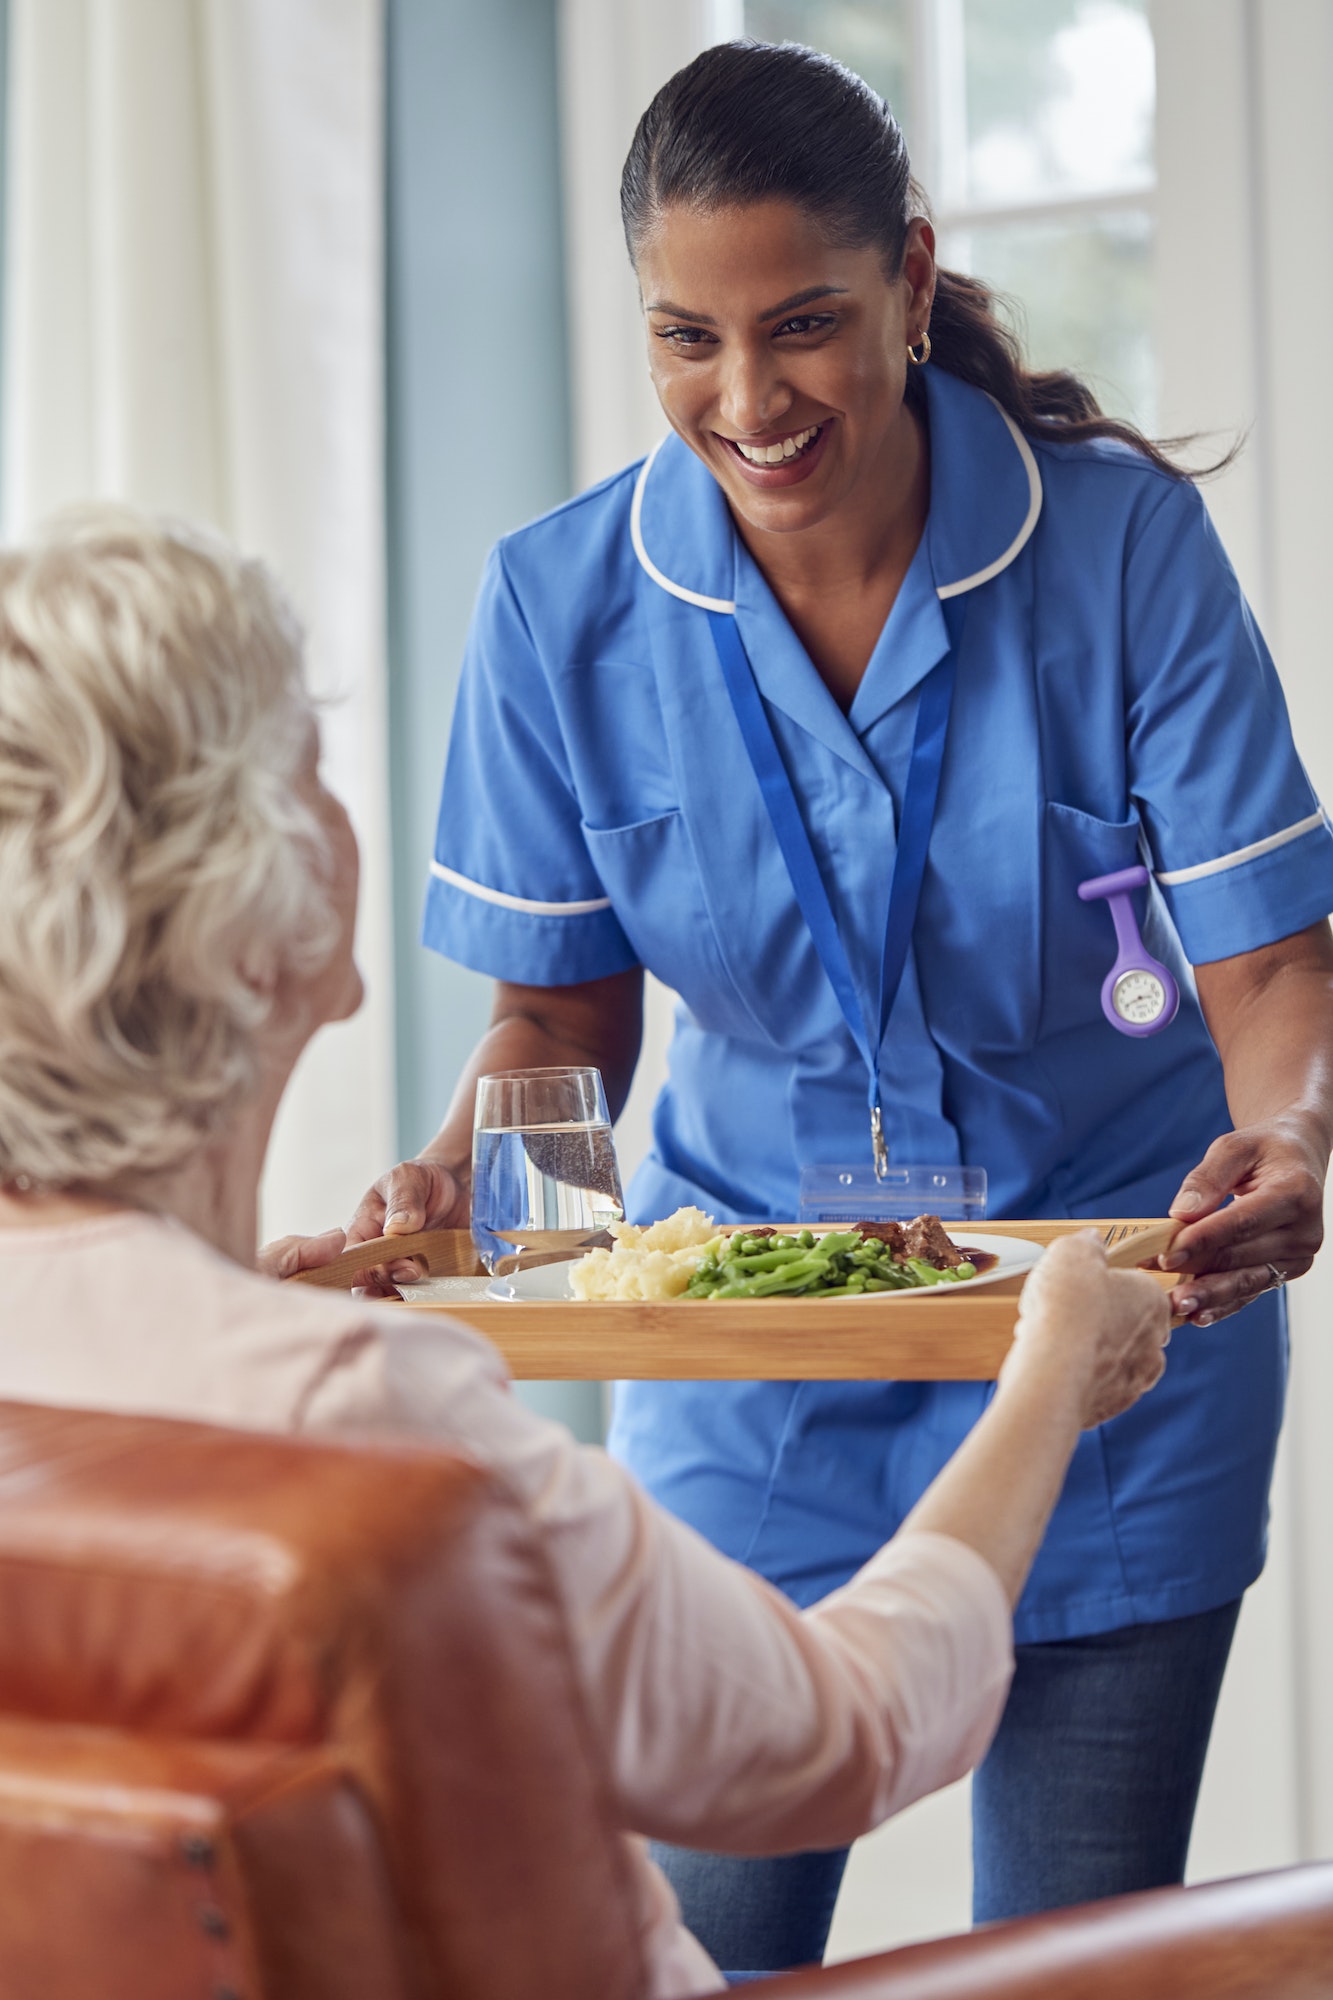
[471,1067,626,1275]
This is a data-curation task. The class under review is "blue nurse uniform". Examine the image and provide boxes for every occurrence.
[424,364,1333,1646]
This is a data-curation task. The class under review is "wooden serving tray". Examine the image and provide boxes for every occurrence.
[394,1220,1178,1382]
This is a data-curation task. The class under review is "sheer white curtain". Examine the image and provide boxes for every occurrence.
[1,0,395,1238]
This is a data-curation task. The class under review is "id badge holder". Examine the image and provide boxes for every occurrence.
[798,1163,988,1227]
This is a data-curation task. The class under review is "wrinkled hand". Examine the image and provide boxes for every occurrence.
[1162,1117,1325,1324]
[257,1227,348,1281]
[343,1158,469,1299]
[1010,1231,1171,1429]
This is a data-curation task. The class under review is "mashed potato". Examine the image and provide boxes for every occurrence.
[570,1206,723,1301]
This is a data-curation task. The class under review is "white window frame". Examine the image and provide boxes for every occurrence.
[905,0,1156,233]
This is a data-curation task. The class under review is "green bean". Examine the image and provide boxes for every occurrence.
[726,1244,813,1272]
[712,1274,794,1299]
[898,1258,943,1285]
[684,1229,977,1299]
[753,1258,833,1292]
[711,1254,837,1298]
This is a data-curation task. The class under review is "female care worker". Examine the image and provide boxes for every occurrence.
[341,41,1333,1976]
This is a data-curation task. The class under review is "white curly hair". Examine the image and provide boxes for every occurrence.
[0,507,341,1187]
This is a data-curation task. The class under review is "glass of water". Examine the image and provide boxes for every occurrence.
[471,1066,626,1275]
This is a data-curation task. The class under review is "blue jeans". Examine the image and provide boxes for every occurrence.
[650,1597,1241,1979]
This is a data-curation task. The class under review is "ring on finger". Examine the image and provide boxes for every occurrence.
[1266,1262,1289,1290]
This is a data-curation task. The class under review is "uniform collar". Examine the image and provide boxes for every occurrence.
[629,366,1043,615]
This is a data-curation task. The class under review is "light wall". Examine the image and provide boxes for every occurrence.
[385,0,571,1159]
[385,0,601,1436]
[1152,0,1333,1870]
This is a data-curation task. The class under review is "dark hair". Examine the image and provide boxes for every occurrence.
[622,41,1216,481]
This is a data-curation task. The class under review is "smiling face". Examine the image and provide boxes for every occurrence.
[636,200,935,541]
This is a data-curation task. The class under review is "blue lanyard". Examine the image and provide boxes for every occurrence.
[707,595,966,1177]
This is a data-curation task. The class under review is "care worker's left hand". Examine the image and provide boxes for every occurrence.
[1161,920,1333,1324]
[1162,1115,1326,1323]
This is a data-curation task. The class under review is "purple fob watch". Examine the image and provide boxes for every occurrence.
[1077,865,1179,1037]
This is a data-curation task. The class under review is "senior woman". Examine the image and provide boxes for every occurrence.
[0,510,1171,1994]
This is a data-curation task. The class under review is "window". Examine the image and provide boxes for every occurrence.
[743,1,1157,427]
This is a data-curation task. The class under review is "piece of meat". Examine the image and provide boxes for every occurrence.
[854,1220,908,1259]
[901,1214,967,1269]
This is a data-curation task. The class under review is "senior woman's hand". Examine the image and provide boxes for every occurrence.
[1161,922,1333,1325]
[258,1161,468,1294]
[257,1228,350,1281]
[904,1233,1169,1605]
[1007,1233,1171,1429]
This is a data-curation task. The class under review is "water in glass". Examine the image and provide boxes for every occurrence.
[471,1068,625,1274]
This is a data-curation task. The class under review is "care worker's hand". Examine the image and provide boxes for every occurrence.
[342,1156,470,1297]
[1006,1232,1171,1429]
[1161,1115,1326,1324]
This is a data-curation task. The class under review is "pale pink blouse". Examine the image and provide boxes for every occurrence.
[0,1211,1013,1997]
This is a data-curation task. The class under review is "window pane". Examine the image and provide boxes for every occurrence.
[961,0,1154,206]
[938,208,1155,429]
[742,1,912,145]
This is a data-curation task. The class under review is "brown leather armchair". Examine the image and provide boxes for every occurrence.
[0,1398,644,2000]
[0,1397,1328,2000]
[757,1862,1333,1997]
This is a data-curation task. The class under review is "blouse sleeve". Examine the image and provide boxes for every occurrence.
[1122,478,1333,963]
[299,1310,1013,1852]
[421,542,639,985]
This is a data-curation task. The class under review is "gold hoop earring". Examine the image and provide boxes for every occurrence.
[907,329,931,366]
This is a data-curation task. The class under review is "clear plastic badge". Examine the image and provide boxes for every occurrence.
[798,1163,988,1227]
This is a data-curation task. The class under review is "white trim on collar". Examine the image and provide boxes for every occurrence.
[631,439,736,613]
[1154,809,1327,886]
[936,408,1043,599]
[430,859,612,916]
[630,398,1043,613]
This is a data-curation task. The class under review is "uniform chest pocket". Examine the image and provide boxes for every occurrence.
[580,810,768,1043]
[1040,801,1148,1041]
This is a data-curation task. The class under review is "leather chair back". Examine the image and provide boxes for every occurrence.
[0,1400,644,2000]
[755,1862,1333,1998]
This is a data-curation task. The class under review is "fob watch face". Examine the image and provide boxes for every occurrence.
[1112,968,1168,1025]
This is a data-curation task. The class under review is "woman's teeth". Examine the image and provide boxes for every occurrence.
[732,424,821,465]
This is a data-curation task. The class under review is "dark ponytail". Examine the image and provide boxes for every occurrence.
[622,41,1215,481]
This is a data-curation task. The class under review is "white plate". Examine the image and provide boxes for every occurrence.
[484,1231,1040,1302]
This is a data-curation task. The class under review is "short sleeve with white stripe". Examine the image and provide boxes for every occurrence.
[422,545,639,985]
[1124,480,1333,963]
